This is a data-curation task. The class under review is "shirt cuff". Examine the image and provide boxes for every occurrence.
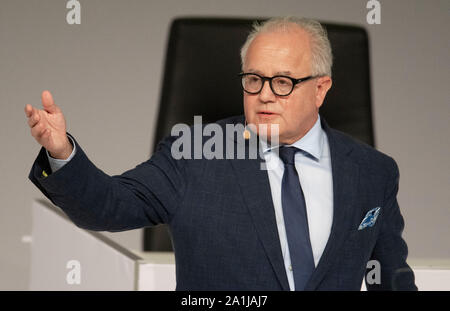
[46,135,77,173]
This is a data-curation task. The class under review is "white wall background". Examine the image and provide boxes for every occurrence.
[0,0,448,290]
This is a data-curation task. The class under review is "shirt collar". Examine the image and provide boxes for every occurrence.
[260,115,324,161]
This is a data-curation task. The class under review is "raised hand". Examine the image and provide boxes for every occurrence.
[25,90,73,159]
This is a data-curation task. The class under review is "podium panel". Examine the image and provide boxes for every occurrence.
[30,199,175,290]
[30,199,449,290]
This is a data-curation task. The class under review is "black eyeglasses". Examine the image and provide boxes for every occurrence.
[239,72,317,96]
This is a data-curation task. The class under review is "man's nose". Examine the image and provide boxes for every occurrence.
[258,80,276,102]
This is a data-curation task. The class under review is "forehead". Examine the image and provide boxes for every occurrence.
[244,27,312,75]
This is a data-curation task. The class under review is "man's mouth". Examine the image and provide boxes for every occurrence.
[258,111,276,115]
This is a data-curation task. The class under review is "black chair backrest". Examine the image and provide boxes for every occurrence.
[145,17,374,251]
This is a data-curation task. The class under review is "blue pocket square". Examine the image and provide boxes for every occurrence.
[358,207,381,230]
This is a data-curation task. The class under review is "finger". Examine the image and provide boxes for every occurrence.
[41,128,51,142]
[31,122,45,138]
[39,128,52,148]
[24,104,33,117]
[28,112,40,128]
[31,123,49,141]
[41,90,61,114]
[27,107,40,126]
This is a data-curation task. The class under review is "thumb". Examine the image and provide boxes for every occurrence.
[41,90,61,114]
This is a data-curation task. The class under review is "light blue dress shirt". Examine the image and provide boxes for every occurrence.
[48,115,333,291]
[46,136,77,172]
[259,115,333,290]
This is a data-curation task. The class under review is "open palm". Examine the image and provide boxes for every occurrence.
[25,90,72,159]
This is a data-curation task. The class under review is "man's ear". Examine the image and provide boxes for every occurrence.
[315,76,332,108]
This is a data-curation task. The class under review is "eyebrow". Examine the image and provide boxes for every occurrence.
[246,69,293,76]
[274,71,292,76]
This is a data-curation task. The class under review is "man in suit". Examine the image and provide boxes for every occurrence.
[24,17,417,290]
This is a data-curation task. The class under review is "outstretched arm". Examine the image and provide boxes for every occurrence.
[26,91,186,232]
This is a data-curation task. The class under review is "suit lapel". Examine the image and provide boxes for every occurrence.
[228,116,290,291]
[304,117,360,290]
[227,115,359,291]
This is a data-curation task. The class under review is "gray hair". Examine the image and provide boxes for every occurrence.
[240,16,333,77]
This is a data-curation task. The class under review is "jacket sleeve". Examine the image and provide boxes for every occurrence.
[28,133,186,232]
[365,158,418,290]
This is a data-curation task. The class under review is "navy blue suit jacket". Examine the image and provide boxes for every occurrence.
[29,115,417,290]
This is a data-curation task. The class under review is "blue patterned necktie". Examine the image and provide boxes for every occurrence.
[279,146,315,290]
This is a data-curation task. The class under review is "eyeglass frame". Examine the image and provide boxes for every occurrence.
[238,72,319,96]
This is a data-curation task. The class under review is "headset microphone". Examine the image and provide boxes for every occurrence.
[243,120,251,140]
